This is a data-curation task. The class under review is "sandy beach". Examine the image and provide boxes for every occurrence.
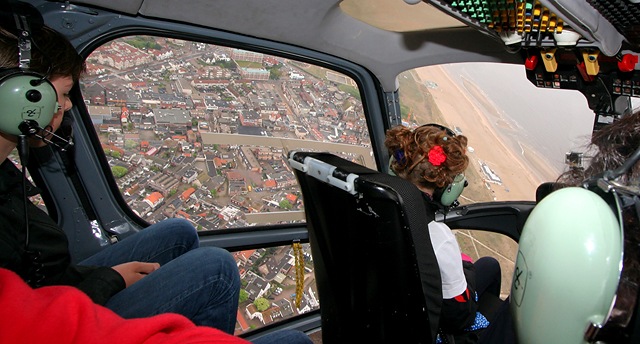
[414,65,559,203]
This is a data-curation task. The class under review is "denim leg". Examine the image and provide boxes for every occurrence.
[103,247,240,334]
[251,330,313,344]
[80,218,199,266]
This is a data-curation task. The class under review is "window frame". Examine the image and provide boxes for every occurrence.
[59,21,389,244]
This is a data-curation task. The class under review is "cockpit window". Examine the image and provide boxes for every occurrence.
[81,36,372,228]
[81,34,376,334]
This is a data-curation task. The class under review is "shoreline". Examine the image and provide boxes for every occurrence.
[414,64,559,202]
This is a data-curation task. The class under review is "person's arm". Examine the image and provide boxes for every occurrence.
[439,259,478,332]
[1,192,128,305]
[429,222,478,332]
[70,265,126,305]
[0,268,250,344]
[70,261,160,305]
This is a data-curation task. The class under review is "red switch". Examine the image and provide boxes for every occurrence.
[525,55,538,70]
[618,54,638,72]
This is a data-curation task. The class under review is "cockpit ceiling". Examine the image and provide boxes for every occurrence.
[39,0,640,96]
[68,0,640,55]
[340,1,466,32]
[587,0,640,51]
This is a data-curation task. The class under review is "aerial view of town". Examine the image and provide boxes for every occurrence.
[80,35,373,333]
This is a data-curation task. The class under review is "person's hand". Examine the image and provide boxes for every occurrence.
[111,261,160,287]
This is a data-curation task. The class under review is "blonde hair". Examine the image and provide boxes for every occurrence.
[385,124,469,189]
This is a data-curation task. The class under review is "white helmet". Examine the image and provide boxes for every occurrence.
[511,185,632,343]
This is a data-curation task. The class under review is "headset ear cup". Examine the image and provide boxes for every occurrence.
[439,173,467,207]
[0,69,58,136]
[388,155,397,176]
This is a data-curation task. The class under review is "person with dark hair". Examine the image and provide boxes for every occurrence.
[558,111,640,186]
[385,124,502,343]
[0,21,310,344]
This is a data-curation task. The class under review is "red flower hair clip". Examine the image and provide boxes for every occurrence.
[428,145,446,166]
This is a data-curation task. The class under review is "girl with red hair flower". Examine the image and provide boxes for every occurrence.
[385,124,502,344]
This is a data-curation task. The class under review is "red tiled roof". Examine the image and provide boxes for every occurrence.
[145,191,163,204]
[236,309,249,333]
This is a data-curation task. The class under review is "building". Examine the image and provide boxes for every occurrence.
[231,49,263,63]
[143,191,164,209]
[239,67,269,80]
[154,109,192,133]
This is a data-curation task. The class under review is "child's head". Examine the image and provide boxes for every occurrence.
[385,124,469,190]
[0,24,85,141]
[0,25,85,82]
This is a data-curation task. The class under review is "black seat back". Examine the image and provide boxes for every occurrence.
[289,151,442,343]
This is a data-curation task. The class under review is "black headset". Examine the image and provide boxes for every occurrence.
[0,1,58,137]
[389,123,468,207]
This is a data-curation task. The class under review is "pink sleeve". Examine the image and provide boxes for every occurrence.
[0,268,249,344]
[461,253,473,263]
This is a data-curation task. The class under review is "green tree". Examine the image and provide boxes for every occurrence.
[239,289,249,303]
[125,37,161,50]
[215,60,235,69]
[279,199,292,210]
[254,297,270,312]
[161,69,172,80]
[111,165,128,178]
[109,150,122,159]
[124,139,138,150]
[269,67,283,80]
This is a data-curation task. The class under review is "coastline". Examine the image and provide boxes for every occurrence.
[413,64,559,202]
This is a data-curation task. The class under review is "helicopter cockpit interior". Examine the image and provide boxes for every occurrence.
[2,0,640,343]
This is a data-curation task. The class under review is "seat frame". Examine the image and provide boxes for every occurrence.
[289,151,443,343]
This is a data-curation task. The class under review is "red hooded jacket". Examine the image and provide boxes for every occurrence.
[0,268,250,344]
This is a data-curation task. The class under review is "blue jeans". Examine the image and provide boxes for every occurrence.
[80,218,240,334]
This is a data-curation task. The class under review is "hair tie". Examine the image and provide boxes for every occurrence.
[393,149,407,165]
[428,145,446,166]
